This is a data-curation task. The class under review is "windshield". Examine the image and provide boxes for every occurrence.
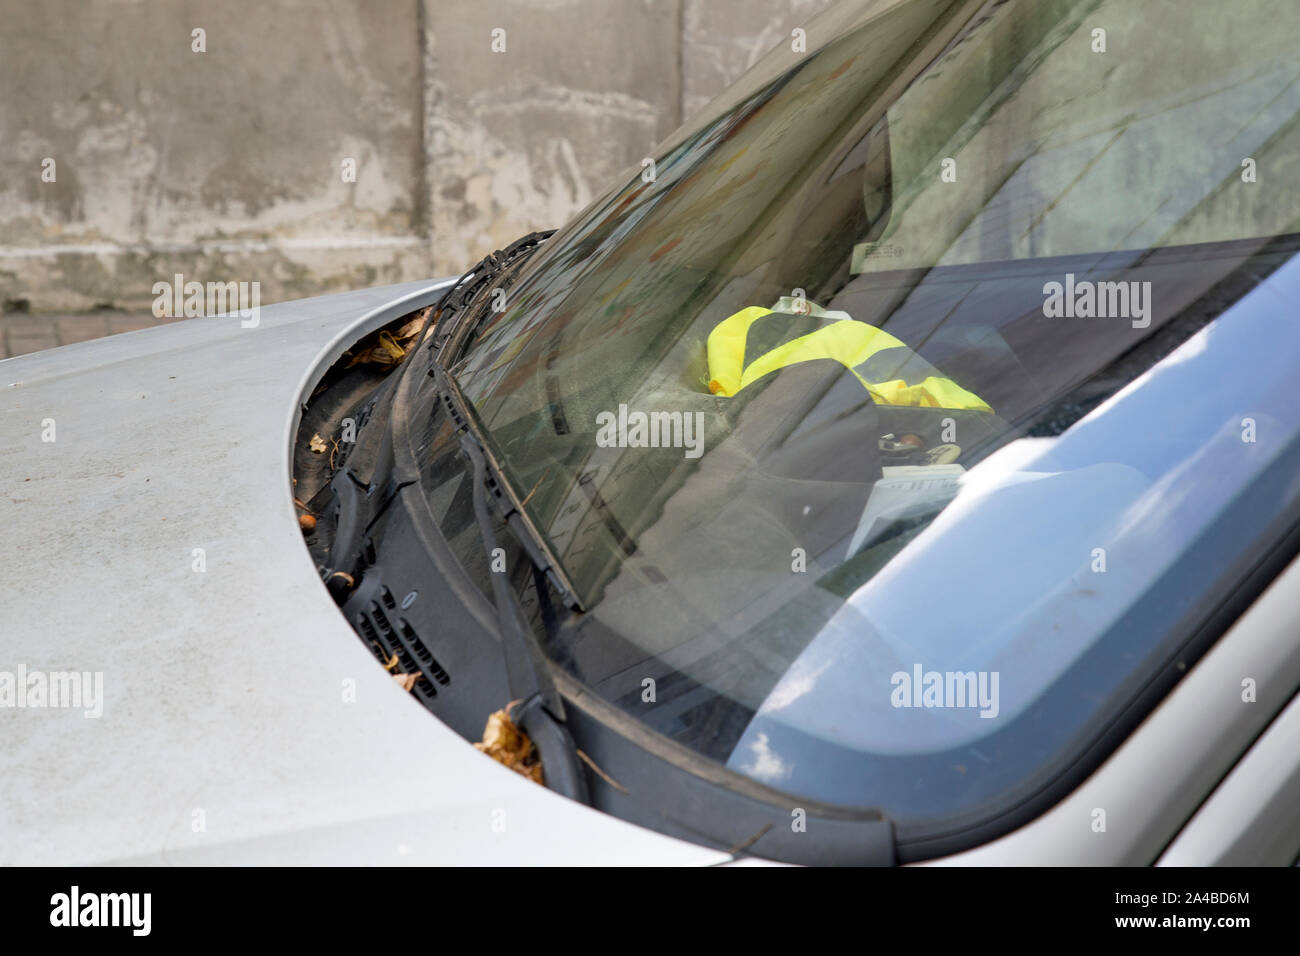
[421,0,1300,835]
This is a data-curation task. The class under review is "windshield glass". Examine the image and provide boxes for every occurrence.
[425,0,1300,834]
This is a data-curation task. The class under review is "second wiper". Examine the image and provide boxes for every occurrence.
[432,365,589,803]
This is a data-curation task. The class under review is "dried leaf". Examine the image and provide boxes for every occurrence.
[473,709,544,785]
[347,331,406,367]
[343,308,434,368]
[377,330,406,361]
[393,672,418,692]
[309,433,328,453]
[393,309,430,343]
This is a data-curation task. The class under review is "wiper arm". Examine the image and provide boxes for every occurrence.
[433,365,589,802]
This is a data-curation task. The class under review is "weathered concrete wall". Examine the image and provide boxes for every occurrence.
[0,0,832,313]
[424,0,680,274]
[0,0,429,311]
[682,0,837,118]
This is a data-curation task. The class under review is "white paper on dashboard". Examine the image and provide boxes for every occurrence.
[845,463,965,560]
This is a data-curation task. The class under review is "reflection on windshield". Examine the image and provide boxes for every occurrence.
[430,0,1300,827]
[740,256,1300,766]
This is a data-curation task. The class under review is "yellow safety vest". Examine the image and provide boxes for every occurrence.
[706,306,991,412]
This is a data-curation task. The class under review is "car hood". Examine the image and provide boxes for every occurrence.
[0,280,727,865]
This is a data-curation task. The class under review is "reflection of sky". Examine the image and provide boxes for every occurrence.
[936,62,1300,264]
[732,251,1300,774]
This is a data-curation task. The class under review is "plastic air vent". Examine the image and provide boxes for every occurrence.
[355,587,451,704]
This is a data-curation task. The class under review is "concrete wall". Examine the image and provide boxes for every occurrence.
[0,0,832,313]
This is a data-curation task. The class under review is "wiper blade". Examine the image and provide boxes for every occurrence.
[428,229,555,359]
[432,366,584,612]
[433,365,588,802]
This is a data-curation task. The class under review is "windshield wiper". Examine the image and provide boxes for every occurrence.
[329,228,589,799]
[430,363,584,609]
[431,364,589,803]
[428,229,555,361]
[322,230,557,594]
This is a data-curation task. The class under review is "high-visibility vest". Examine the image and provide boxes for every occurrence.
[706,305,992,412]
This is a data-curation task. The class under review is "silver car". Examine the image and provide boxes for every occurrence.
[3,0,1300,867]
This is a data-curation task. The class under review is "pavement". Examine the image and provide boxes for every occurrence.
[0,312,180,360]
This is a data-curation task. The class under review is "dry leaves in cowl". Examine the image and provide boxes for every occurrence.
[345,307,433,368]
[473,709,544,786]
